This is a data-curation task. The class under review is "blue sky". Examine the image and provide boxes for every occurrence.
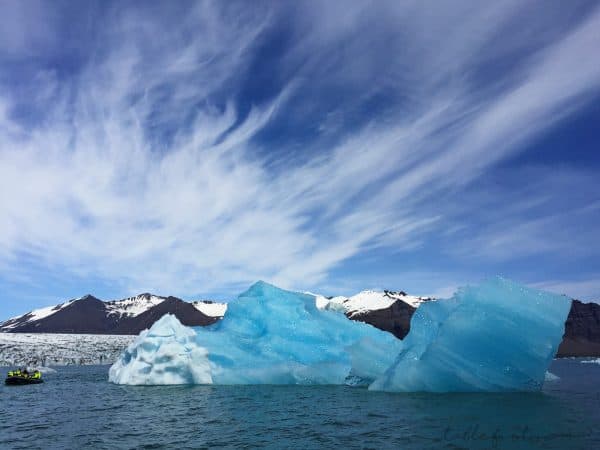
[1,0,599,318]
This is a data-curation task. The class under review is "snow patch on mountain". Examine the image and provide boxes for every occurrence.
[344,291,398,316]
[191,301,227,318]
[0,298,78,330]
[105,293,167,317]
[313,290,433,317]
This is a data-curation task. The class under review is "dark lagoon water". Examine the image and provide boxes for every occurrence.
[1,359,599,449]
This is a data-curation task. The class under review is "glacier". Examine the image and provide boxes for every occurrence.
[109,278,570,392]
[1,333,134,366]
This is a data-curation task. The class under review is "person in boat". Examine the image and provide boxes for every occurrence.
[6,368,42,379]
[5,367,43,385]
[7,368,23,377]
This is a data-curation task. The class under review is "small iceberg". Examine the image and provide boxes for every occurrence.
[109,278,570,392]
[545,371,560,382]
[581,358,600,364]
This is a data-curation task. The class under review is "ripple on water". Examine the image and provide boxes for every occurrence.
[0,361,599,449]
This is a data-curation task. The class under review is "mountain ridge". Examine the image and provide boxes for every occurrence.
[2,289,599,357]
[0,293,226,335]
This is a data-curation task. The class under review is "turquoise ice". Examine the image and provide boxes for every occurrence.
[370,277,571,392]
[193,281,403,385]
[109,278,571,392]
[109,281,402,386]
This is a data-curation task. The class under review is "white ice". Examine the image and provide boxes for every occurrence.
[581,358,600,364]
[108,314,212,385]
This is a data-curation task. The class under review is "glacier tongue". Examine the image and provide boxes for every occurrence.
[370,277,571,392]
[108,314,212,385]
[0,333,134,366]
[109,278,570,392]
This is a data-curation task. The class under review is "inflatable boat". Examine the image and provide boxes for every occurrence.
[5,370,43,385]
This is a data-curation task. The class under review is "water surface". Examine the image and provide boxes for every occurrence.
[1,359,598,449]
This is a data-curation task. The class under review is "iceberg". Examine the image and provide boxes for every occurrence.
[109,278,570,392]
[109,281,402,386]
[581,358,600,364]
[370,278,570,392]
[109,315,211,385]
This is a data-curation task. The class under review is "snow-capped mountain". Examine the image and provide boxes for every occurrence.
[315,290,432,316]
[104,293,168,318]
[0,293,227,335]
[314,289,434,339]
[1,287,428,338]
[2,287,599,358]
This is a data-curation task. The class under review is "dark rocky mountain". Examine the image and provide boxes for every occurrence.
[111,297,219,333]
[349,299,416,339]
[0,293,224,335]
[0,295,117,333]
[556,300,600,357]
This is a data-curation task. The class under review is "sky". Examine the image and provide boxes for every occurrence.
[1,0,599,318]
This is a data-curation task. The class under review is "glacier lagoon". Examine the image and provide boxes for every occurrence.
[2,361,600,449]
[110,278,571,392]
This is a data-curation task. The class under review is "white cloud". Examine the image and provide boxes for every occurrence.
[0,2,599,299]
[532,279,600,302]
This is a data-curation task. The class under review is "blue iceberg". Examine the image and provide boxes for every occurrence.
[109,278,570,392]
[370,278,571,392]
[109,281,402,386]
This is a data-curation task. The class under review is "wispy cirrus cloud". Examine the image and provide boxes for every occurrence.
[0,1,599,311]
[532,278,600,302]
